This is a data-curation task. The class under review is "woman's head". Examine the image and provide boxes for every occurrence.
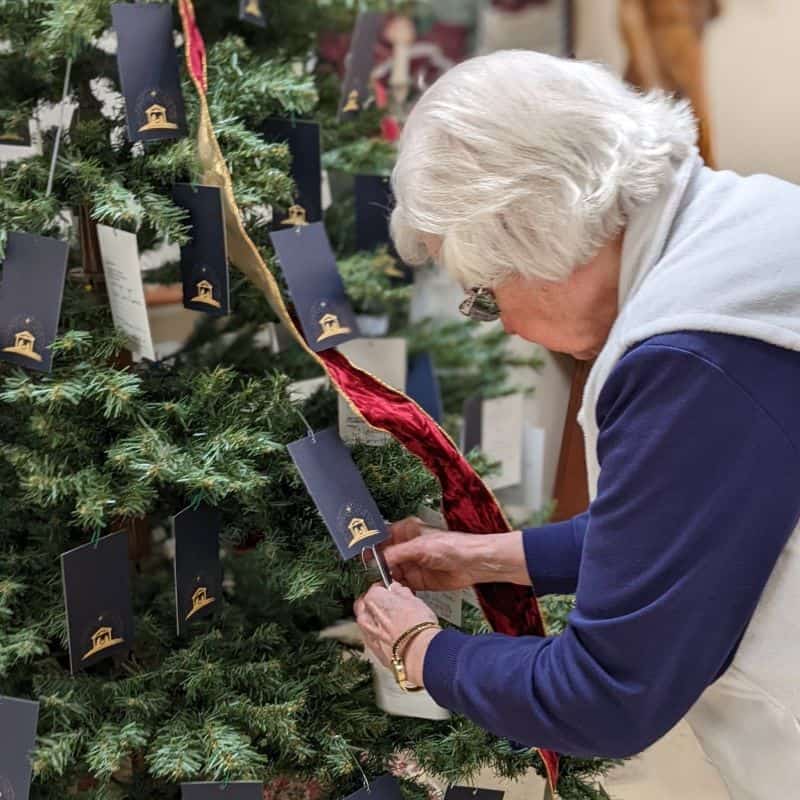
[390,50,697,355]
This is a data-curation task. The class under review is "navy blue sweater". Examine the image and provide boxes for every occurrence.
[423,332,800,758]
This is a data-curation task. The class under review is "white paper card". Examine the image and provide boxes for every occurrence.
[495,424,546,513]
[321,168,332,211]
[337,338,407,445]
[418,587,462,627]
[366,648,450,720]
[97,224,156,361]
[289,376,328,401]
[481,393,525,490]
[416,505,446,530]
[463,587,482,609]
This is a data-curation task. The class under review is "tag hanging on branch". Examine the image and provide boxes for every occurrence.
[172,184,231,316]
[287,427,390,563]
[60,531,135,675]
[338,11,385,121]
[239,0,267,28]
[95,225,156,362]
[112,2,188,144]
[261,118,322,227]
[269,223,360,353]
[175,0,560,786]
[0,232,69,374]
[172,503,223,636]
[0,696,39,800]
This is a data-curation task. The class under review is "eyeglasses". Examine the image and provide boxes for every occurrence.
[458,287,500,322]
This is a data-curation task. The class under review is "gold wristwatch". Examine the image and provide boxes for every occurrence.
[390,621,440,692]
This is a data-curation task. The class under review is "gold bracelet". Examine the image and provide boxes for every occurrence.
[390,621,440,693]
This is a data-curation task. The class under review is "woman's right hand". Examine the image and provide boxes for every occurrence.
[380,516,532,591]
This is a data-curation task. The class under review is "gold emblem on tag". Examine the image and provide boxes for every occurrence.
[82,625,124,661]
[2,330,42,362]
[190,279,221,308]
[244,0,263,16]
[343,89,361,113]
[186,586,215,620]
[317,312,351,342]
[139,103,178,133]
[348,517,380,548]
[280,204,308,227]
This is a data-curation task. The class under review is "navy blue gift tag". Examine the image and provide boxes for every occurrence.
[461,394,483,454]
[172,184,230,316]
[182,782,263,799]
[60,531,134,675]
[354,175,411,280]
[270,222,360,352]
[112,3,187,143]
[338,11,385,121]
[407,352,443,424]
[173,503,223,636]
[0,231,69,373]
[445,788,504,800]
[0,696,39,800]
[239,0,267,28]
[287,427,389,560]
[354,174,392,252]
[342,775,403,800]
[262,118,321,226]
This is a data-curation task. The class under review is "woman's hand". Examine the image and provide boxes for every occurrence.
[354,582,440,687]
[378,516,532,590]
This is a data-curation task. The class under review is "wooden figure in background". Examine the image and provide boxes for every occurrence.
[620,0,720,166]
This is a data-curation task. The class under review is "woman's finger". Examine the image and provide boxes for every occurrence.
[353,594,367,618]
[387,516,424,544]
[382,537,433,571]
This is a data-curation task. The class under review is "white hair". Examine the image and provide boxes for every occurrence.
[390,49,698,287]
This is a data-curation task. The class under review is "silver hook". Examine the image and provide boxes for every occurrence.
[292,406,316,443]
[366,544,392,588]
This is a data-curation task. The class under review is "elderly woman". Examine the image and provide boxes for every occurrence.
[353,50,800,799]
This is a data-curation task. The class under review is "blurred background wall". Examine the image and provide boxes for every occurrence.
[576,0,800,183]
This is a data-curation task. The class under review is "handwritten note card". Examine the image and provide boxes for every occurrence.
[97,225,155,361]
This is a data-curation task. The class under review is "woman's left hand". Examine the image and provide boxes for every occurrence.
[354,582,440,687]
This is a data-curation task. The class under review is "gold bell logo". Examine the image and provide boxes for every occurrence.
[347,517,380,548]
[139,103,178,132]
[190,279,221,308]
[280,204,308,227]
[316,312,351,342]
[186,586,215,620]
[2,330,42,362]
[244,0,263,16]
[82,625,124,661]
[343,89,361,113]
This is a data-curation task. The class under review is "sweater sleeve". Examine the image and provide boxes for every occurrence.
[423,341,800,757]
[521,513,589,596]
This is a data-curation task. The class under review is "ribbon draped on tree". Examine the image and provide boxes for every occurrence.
[176,0,559,788]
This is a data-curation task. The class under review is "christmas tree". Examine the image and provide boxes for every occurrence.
[1,2,617,799]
